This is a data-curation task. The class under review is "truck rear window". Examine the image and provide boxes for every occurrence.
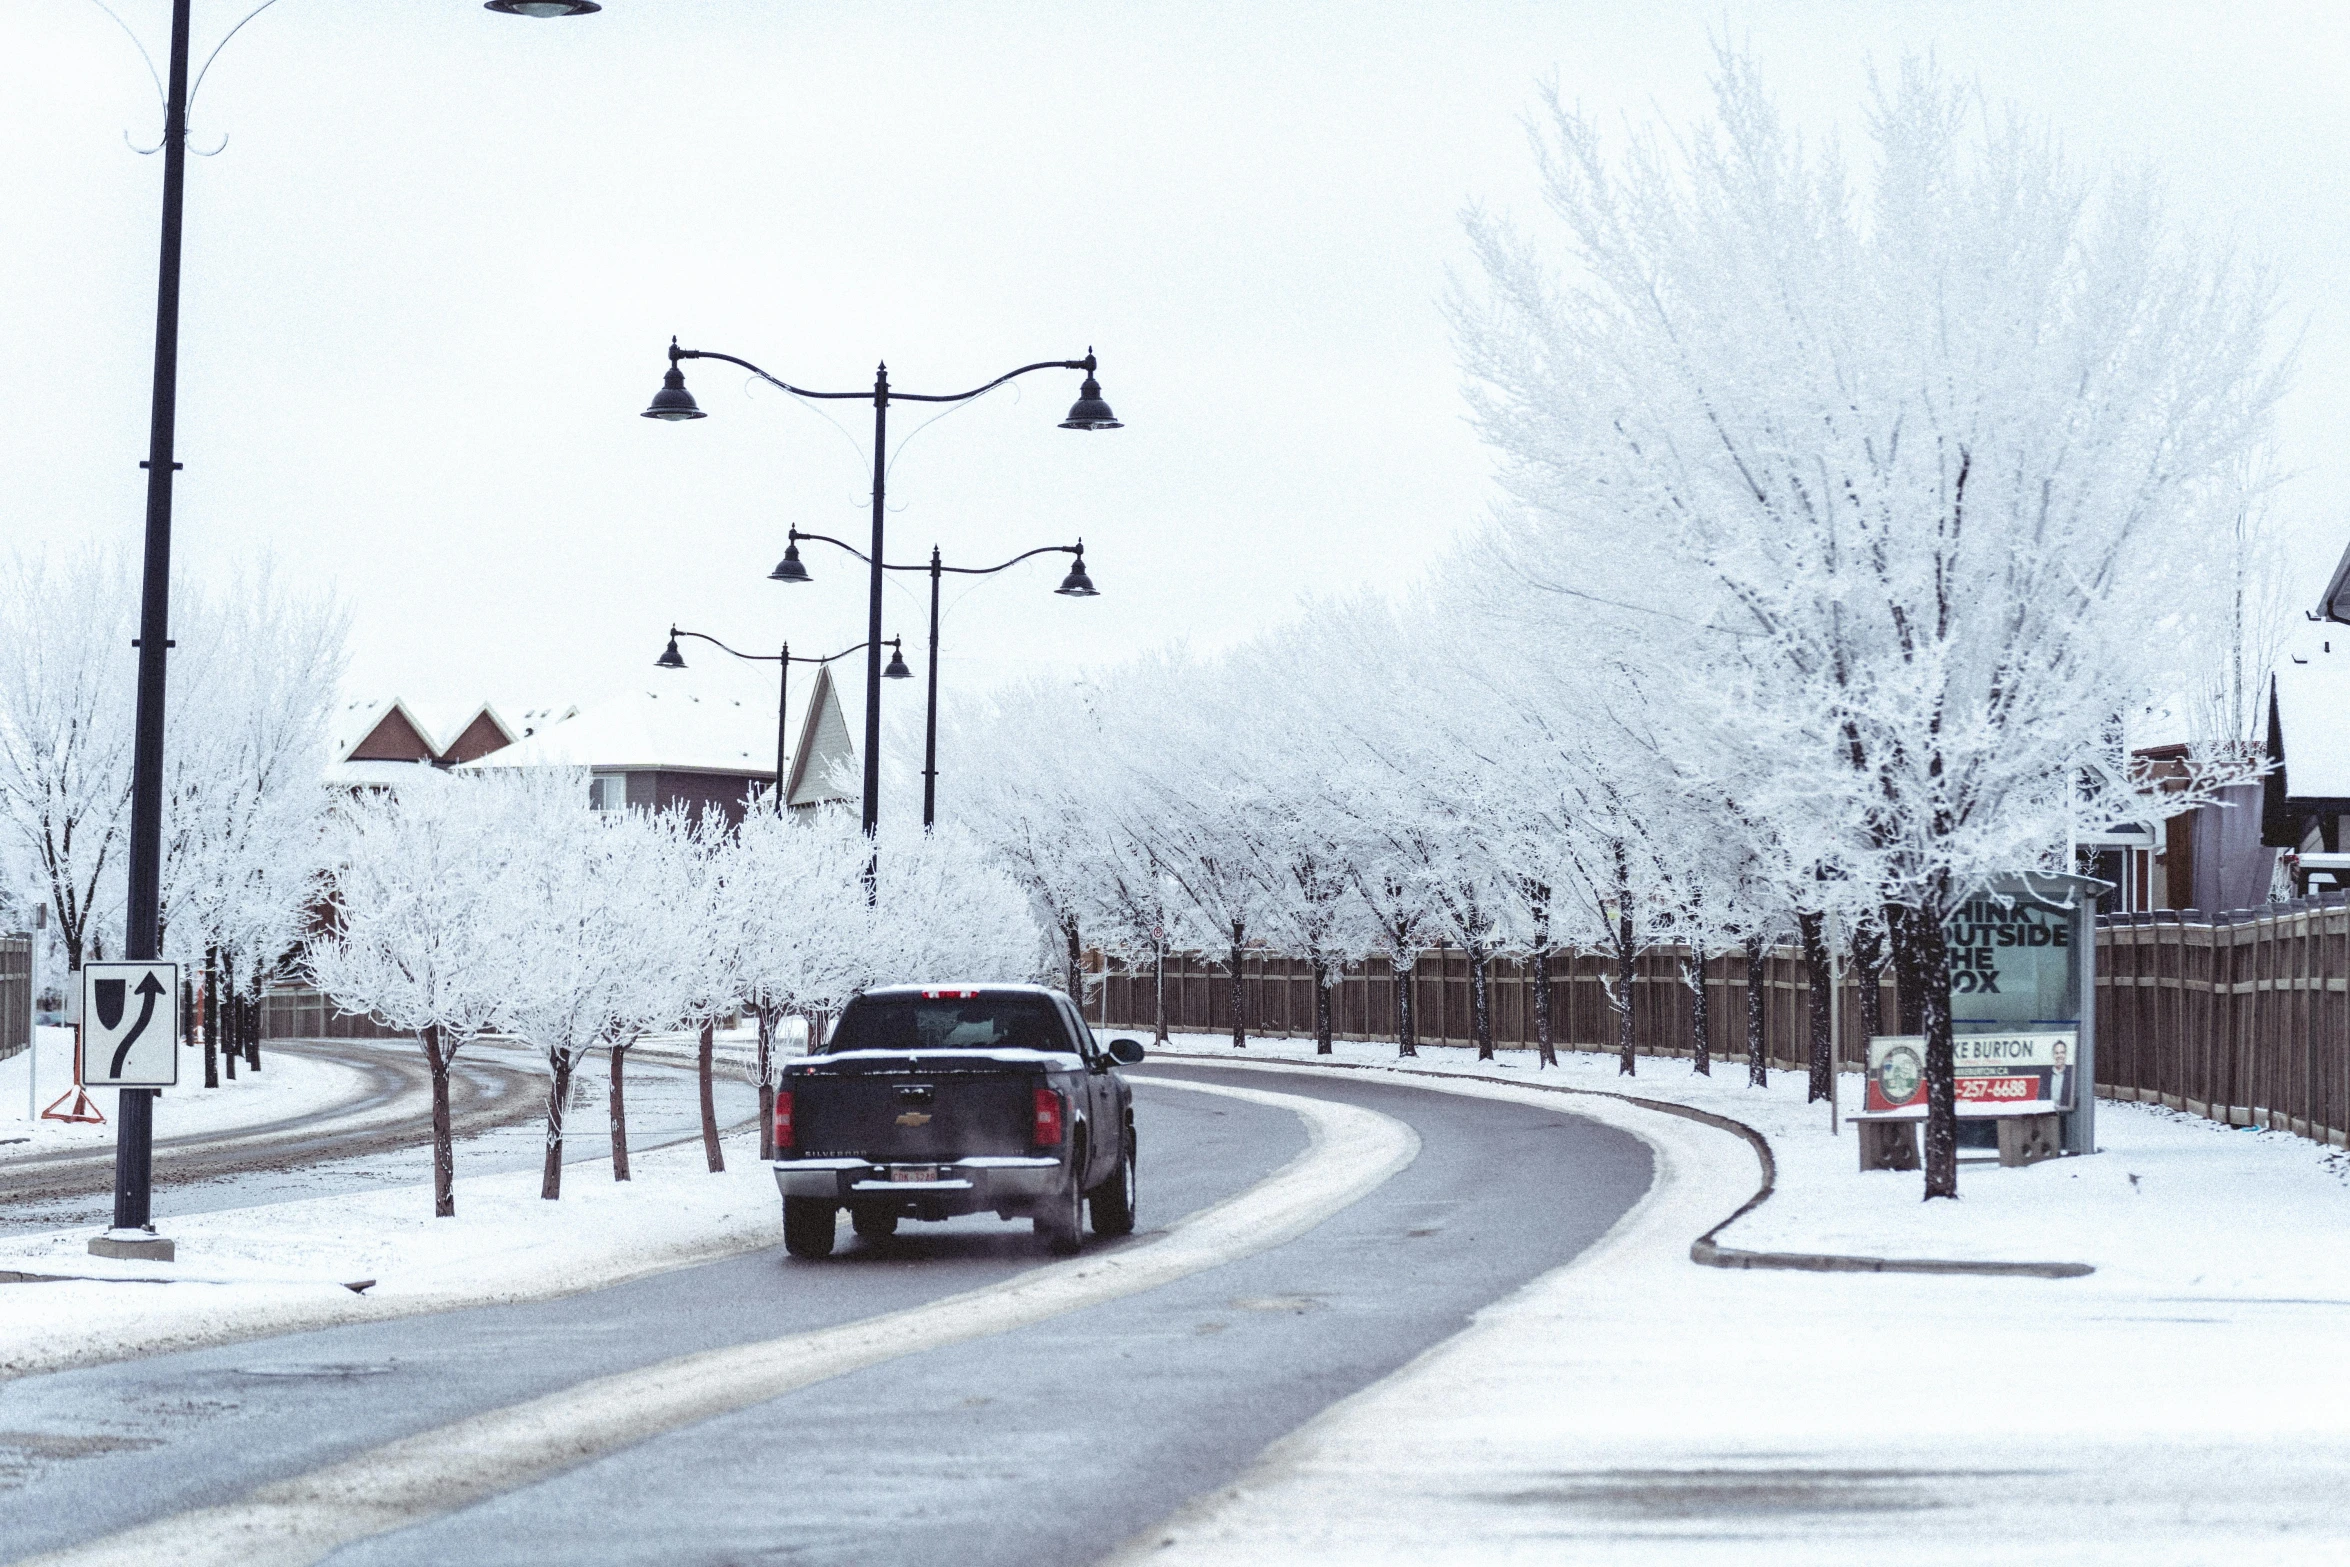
[823,993,1070,1055]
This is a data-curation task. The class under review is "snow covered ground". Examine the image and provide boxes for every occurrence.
[1123,1034,2350,1563]
[0,1026,368,1152]
[0,1126,774,1379]
[1145,1030,2350,1290]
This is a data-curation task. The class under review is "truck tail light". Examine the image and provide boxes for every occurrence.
[773,1088,795,1152]
[1032,1088,1065,1149]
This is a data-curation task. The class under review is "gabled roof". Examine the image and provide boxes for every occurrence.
[333,698,440,764]
[2268,622,2350,804]
[2319,540,2350,626]
[439,705,519,765]
[785,664,858,808]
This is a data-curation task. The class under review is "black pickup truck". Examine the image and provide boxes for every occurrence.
[771,984,1146,1259]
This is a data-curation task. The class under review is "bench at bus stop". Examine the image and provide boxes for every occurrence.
[1847,1100,2063,1172]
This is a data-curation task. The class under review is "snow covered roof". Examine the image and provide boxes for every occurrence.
[2319,539,2350,626]
[785,664,858,808]
[460,664,852,784]
[2269,622,2350,803]
[325,696,565,787]
[328,697,550,764]
[329,698,438,765]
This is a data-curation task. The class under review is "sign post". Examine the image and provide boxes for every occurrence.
[82,962,180,1260]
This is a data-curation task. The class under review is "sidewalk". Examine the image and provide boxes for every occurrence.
[1114,1032,2350,1564]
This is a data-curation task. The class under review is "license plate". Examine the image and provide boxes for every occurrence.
[889,1165,940,1183]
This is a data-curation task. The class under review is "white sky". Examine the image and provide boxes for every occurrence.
[4,1,2345,736]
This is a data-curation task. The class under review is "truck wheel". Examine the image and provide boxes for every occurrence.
[851,1205,899,1241]
[1087,1137,1137,1238]
[783,1199,838,1259]
[1034,1172,1085,1256]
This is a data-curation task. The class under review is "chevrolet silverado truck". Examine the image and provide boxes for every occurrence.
[771,983,1146,1259]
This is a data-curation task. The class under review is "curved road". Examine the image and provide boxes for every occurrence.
[0,1061,1652,1567]
[0,1039,544,1207]
[0,1039,761,1238]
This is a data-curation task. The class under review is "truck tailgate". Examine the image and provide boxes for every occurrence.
[795,1069,1038,1160]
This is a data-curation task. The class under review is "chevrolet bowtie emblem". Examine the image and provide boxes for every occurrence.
[895,1111,932,1128]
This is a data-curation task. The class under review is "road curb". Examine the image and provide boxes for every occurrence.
[1144,1048,2096,1281]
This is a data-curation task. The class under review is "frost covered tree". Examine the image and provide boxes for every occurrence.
[726,804,871,1138]
[307,772,523,1216]
[868,822,1041,983]
[0,550,138,974]
[633,805,733,1175]
[1124,723,1269,1050]
[483,772,674,1201]
[160,571,347,1084]
[1,548,344,1064]
[1082,826,1181,1044]
[1456,54,2279,1195]
[955,678,1108,1003]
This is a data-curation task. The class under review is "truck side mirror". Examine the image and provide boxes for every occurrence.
[1108,1038,1146,1065]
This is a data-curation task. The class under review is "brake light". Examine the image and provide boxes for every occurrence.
[1032,1088,1065,1148]
[773,1088,795,1152]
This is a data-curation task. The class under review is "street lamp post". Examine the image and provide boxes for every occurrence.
[101,0,595,1257]
[653,628,909,815]
[643,342,1119,837]
[655,627,905,1158]
[777,532,1096,827]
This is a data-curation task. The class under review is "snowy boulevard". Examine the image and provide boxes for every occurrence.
[0,1037,757,1242]
[0,1065,1651,1565]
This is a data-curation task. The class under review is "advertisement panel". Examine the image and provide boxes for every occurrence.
[1865,1030,2075,1112]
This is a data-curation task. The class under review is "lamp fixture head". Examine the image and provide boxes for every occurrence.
[656,630,686,669]
[1055,547,1098,597]
[882,642,914,680]
[643,339,704,420]
[1059,349,1122,430]
[484,1,601,17]
[643,367,703,421]
[769,541,811,583]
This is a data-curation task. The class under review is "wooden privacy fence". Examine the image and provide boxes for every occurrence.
[1107,911,2350,1152]
[2098,902,2350,1149]
[1099,946,1891,1072]
[260,985,412,1043]
[0,935,28,1061]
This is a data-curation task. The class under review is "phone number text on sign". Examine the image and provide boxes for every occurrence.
[1956,1075,2039,1102]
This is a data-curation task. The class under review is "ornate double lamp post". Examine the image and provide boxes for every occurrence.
[774,532,1095,827]
[643,341,1119,835]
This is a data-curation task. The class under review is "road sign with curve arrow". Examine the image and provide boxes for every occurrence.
[79,962,180,1089]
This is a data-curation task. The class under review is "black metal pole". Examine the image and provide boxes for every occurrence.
[774,642,791,816]
[114,0,194,1234]
[862,366,888,840]
[922,547,942,829]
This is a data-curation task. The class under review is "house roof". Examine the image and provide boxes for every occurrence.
[325,696,555,788]
[2319,540,2350,626]
[330,698,440,765]
[785,664,859,808]
[461,664,853,787]
[2270,623,2350,803]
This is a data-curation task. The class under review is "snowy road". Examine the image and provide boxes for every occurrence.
[0,1038,760,1240]
[0,1063,1652,1566]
